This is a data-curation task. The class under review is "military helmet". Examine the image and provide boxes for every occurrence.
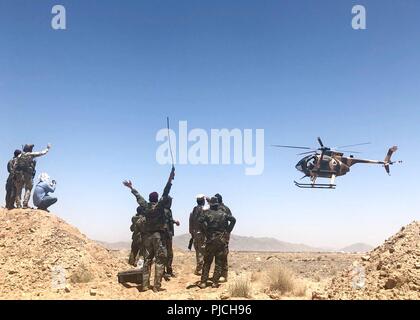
[23,144,34,152]
[209,197,219,205]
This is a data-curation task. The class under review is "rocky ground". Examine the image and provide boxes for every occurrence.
[324,221,420,300]
[0,208,418,300]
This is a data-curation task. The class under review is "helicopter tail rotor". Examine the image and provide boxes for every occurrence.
[383,146,399,175]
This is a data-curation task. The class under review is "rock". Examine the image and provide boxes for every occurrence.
[415,263,420,270]
[385,278,397,290]
[312,291,327,300]
[389,247,395,253]
[220,292,230,300]
[64,285,71,293]
[90,289,97,296]
[361,255,370,262]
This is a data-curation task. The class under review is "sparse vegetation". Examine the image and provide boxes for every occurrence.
[70,263,94,284]
[229,277,252,298]
[266,265,306,296]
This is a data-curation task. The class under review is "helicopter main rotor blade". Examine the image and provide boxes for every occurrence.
[335,142,371,149]
[272,145,312,150]
[334,150,362,154]
[317,137,325,148]
[297,150,317,156]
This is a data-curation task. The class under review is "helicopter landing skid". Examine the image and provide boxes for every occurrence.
[294,181,336,189]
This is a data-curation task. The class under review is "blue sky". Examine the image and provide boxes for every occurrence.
[0,0,419,248]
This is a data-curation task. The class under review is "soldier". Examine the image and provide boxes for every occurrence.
[163,196,180,278]
[129,206,146,266]
[124,167,175,292]
[14,143,51,209]
[123,181,148,266]
[189,194,207,275]
[198,197,236,289]
[5,150,22,209]
[214,193,232,282]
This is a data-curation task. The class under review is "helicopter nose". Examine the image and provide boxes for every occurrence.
[295,163,303,172]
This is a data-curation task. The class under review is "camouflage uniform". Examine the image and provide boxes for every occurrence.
[199,204,236,286]
[189,204,206,274]
[128,209,145,266]
[5,158,18,209]
[135,178,173,291]
[128,188,147,266]
[14,147,50,208]
[163,202,176,275]
[219,202,232,280]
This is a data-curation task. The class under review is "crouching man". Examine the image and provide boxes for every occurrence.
[33,173,57,212]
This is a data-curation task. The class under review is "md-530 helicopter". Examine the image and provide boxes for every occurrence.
[273,137,401,189]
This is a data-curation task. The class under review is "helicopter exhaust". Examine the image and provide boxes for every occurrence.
[383,146,398,175]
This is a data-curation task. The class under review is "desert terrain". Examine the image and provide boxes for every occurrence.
[0,208,418,300]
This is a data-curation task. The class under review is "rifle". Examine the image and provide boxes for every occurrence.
[188,237,194,251]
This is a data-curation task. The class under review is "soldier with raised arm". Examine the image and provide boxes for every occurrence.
[124,167,175,292]
[14,143,51,209]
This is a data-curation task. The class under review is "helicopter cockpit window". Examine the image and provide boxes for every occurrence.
[307,156,316,169]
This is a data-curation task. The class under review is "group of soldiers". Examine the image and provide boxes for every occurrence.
[124,167,236,292]
[5,143,56,211]
[189,193,235,289]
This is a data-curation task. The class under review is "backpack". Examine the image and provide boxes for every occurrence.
[15,153,35,174]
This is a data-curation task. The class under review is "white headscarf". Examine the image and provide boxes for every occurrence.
[39,173,50,183]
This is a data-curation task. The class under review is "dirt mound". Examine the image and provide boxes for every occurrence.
[0,208,128,299]
[325,221,420,300]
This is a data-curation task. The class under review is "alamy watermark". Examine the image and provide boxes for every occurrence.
[351,264,366,290]
[156,121,265,176]
[51,265,67,290]
[50,4,367,31]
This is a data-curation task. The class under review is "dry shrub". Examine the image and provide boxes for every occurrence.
[229,277,252,298]
[70,263,94,284]
[251,271,261,282]
[266,265,306,296]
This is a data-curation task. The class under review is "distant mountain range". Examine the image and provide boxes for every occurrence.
[98,234,374,253]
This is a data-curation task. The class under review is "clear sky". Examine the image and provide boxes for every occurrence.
[1,0,419,248]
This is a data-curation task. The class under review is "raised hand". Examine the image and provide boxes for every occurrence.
[123,180,133,189]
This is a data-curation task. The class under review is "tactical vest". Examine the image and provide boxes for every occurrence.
[205,209,228,234]
[143,203,165,233]
[15,153,36,174]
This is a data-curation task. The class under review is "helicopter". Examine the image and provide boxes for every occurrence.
[273,137,401,189]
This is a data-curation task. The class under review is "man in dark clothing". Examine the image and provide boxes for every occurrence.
[5,150,21,209]
[198,197,236,289]
[189,194,206,275]
[163,196,180,278]
[214,193,232,282]
[123,167,175,292]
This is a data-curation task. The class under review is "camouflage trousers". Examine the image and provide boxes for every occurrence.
[142,232,167,290]
[201,235,228,284]
[14,172,33,208]
[221,233,230,279]
[128,233,144,266]
[165,234,174,274]
[5,174,17,209]
[192,232,206,273]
